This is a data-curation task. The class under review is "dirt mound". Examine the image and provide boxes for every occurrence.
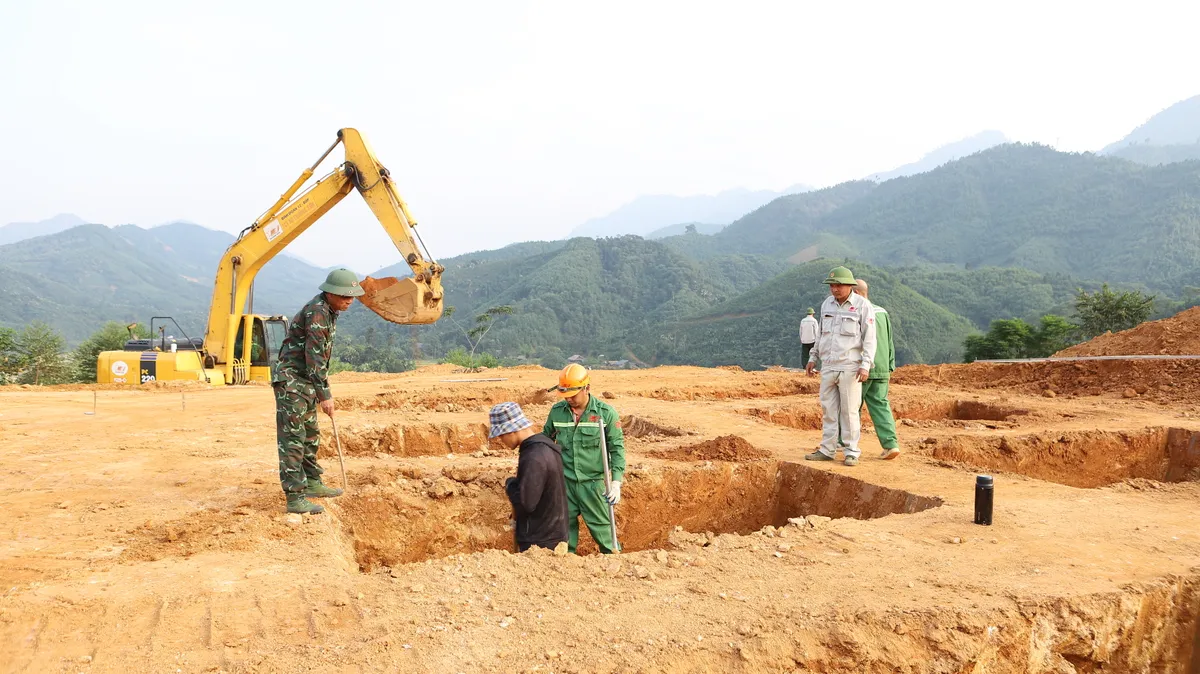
[1057,306,1200,357]
[915,427,1200,489]
[651,435,771,462]
[894,359,1200,405]
[620,415,688,439]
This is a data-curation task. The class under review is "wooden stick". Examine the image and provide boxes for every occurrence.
[330,416,350,492]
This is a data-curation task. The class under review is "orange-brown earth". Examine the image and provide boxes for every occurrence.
[1056,306,1200,357]
[2,363,1200,672]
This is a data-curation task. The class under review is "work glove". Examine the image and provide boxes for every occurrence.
[605,480,622,505]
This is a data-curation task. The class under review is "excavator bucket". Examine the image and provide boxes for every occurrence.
[359,276,444,325]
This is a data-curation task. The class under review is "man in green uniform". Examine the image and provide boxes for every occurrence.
[271,268,364,514]
[542,364,625,554]
[853,278,899,459]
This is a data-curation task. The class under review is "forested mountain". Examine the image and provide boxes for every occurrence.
[890,266,1082,329]
[0,223,325,341]
[12,134,1200,367]
[1108,143,1200,166]
[339,236,792,365]
[1100,95,1200,167]
[644,222,725,239]
[1102,95,1200,151]
[638,260,977,369]
[0,214,88,246]
[661,181,877,260]
[661,144,1200,288]
[867,131,1009,182]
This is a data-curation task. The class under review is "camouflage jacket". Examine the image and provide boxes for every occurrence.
[271,293,338,401]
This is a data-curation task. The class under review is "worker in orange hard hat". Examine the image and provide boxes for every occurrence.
[541,363,624,553]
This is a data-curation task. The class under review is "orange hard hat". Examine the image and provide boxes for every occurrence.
[549,363,590,397]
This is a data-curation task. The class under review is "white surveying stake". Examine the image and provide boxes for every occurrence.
[597,416,620,553]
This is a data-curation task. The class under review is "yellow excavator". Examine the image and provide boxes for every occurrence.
[96,128,445,386]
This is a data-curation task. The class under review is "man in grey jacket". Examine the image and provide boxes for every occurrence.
[805,266,877,466]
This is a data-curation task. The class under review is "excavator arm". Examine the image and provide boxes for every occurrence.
[201,128,444,371]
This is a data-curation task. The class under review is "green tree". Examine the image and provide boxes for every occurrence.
[443,305,515,367]
[1028,315,1077,356]
[0,327,20,384]
[72,322,150,383]
[16,322,72,385]
[964,318,1034,362]
[443,347,500,369]
[1074,283,1155,338]
[963,314,1079,363]
[332,328,414,373]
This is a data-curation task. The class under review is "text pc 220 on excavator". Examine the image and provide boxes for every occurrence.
[96,128,446,386]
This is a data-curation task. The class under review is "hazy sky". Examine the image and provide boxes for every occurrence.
[2,0,1197,272]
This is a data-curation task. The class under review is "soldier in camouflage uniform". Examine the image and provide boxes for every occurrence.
[272,268,364,514]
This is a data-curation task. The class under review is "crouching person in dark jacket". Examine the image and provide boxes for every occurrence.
[489,402,569,552]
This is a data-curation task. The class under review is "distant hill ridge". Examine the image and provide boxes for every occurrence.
[661,143,1200,289]
[567,185,810,238]
[0,222,327,341]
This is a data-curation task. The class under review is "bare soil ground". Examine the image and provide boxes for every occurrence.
[2,363,1200,672]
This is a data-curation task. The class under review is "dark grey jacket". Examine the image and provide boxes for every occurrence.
[505,433,568,550]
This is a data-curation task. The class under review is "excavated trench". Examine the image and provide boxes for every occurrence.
[335,386,557,412]
[323,414,691,458]
[320,421,499,457]
[925,426,1200,488]
[743,398,1030,430]
[338,460,941,570]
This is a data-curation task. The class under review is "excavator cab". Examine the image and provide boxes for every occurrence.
[232,315,288,384]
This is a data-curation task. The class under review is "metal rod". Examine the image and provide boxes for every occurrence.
[310,137,342,171]
[598,416,619,553]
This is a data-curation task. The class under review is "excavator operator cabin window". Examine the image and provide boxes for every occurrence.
[233,321,247,361]
[250,320,268,366]
[265,319,287,367]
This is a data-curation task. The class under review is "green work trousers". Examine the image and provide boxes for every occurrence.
[566,478,618,554]
[837,378,898,450]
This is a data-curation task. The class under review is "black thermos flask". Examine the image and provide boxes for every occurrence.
[974,475,994,525]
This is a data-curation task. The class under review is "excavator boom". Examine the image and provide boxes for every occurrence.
[202,128,444,372]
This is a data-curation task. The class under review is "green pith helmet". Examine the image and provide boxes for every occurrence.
[806,307,815,315]
[319,268,365,297]
[822,266,856,285]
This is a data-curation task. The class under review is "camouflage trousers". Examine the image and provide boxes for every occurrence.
[273,382,324,494]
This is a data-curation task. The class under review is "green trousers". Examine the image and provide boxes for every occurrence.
[838,378,898,450]
[566,478,618,554]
